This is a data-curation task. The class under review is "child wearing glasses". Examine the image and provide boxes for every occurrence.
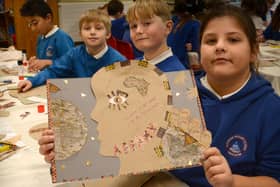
[20,0,74,71]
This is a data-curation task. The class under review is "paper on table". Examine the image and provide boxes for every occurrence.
[26,96,47,104]
[0,132,25,148]
[0,50,22,62]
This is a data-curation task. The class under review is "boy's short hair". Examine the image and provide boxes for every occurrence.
[79,9,111,34]
[107,0,124,16]
[126,0,171,23]
[20,0,53,18]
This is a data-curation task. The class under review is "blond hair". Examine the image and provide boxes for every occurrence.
[79,9,111,34]
[126,0,171,23]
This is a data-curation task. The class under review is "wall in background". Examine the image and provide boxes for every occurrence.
[59,0,132,42]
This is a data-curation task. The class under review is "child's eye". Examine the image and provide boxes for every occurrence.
[228,37,240,43]
[143,21,151,26]
[129,24,137,29]
[95,26,103,30]
[204,39,216,45]
[83,26,91,30]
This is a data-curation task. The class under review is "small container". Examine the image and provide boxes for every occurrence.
[22,49,29,73]
[17,60,24,80]
[37,105,45,113]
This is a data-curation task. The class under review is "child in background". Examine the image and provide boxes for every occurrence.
[107,0,128,40]
[126,0,186,72]
[241,0,268,41]
[20,0,74,71]
[263,3,280,41]
[167,0,200,69]
[18,9,126,92]
[97,3,109,15]
[171,5,280,187]
[264,0,275,26]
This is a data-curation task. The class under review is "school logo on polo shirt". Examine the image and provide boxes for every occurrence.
[46,46,54,57]
[226,135,248,157]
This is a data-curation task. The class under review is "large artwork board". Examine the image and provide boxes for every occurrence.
[47,60,211,183]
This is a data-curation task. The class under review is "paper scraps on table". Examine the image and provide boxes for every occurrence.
[20,111,30,119]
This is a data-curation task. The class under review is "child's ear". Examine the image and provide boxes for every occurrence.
[165,20,173,34]
[106,32,111,40]
[250,44,259,62]
[45,13,52,22]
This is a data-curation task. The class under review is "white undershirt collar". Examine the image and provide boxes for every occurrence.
[86,45,108,59]
[200,73,251,100]
[143,48,173,65]
[44,25,59,39]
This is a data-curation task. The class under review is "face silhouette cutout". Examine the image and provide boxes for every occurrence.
[91,60,211,174]
[91,60,173,172]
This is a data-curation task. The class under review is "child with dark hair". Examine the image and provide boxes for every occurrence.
[172,4,280,187]
[263,3,280,40]
[241,0,268,30]
[107,0,127,40]
[20,0,74,71]
[167,0,201,69]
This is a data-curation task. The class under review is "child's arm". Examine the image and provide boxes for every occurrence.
[202,147,233,187]
[202,147,280,187]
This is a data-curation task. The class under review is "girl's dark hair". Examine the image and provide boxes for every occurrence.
[204,0,226,10]
[200,5,259,71]
[172,0,194,31]
[172,0,204,15]
[271,4,280,31]
[20,0,53,18]
[241,0,267,19]
[107,0,124,16]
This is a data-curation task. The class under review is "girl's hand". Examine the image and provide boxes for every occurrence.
[201,147,233,187]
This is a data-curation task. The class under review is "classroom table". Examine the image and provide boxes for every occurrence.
[259,42,280,95]
[0,59,87,187]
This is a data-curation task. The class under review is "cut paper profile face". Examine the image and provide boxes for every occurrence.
[91,60,211,174]
[91,61,171,159]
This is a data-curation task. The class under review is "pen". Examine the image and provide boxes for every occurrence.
[0,80,15,86]
[2,80,13,84]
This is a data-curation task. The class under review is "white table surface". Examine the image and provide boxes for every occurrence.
[0,61,87,187]
[259,43,280,95]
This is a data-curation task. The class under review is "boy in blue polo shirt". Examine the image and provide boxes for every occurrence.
[18,9,126,92]
[20,0,74,71]
[126,0,185,72]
